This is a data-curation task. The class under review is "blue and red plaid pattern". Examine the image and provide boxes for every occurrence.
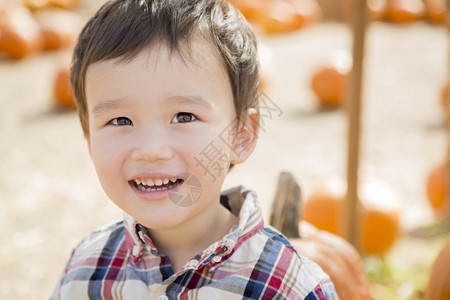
[51,187,339,299]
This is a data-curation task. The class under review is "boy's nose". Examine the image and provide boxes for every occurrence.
[131,126,174,162]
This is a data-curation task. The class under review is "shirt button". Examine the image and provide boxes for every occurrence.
[157,294,169,300]
[132,245,140,256]
[212,256,222,263]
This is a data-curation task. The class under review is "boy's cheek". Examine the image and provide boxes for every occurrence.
[89,137,119,168]
[189,137,234,183]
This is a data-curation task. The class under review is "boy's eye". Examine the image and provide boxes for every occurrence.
[171,112,197,123]
[109,117,133,126]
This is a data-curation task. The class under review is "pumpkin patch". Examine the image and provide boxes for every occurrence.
[1,0,448,298]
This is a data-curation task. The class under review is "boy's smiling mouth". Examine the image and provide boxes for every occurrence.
[131,177,184,192]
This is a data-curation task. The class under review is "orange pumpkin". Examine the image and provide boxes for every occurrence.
[426,160,449,217]
[424,237,450,300]
[34,8,83,50]
[310,50,352,108]
[303,179,344,234]
[49,0,81,10]
[311,51,352,108]
[384,0,425,23]
[424,0,446,24]
[254,0,301,34]
[310,65,348,108]
[23,0,80,10]
[23,0,50,11]
[367,0,388,20]
[290,221,373,300]
[290,0,322,28]
[0,4,44,59]
[360,207,399,255]
[302,177,400,255]
[254,0,320,34]
[228,0,268,21]
[53,66,75,109]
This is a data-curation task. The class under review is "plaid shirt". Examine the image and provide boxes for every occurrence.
[51,186,338,299]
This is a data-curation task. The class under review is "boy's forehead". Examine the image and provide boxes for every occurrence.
[85,36,233,107]
[154,36,225,71]
[87,36,227,81]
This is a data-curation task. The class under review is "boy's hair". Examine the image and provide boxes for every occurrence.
[71,0,260,135]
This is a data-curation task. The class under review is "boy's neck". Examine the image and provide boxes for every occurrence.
[147,202,237,272]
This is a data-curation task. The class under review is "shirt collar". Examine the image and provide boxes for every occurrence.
[123,186,264,269]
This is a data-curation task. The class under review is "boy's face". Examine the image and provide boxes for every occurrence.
[84,40,258,229]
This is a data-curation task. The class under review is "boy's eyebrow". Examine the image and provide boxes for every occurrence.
[168,95,213,111]
[92,98,127,116]
[92,95,213,115]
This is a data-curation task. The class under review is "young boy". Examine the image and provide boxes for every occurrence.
[51,0,339,299]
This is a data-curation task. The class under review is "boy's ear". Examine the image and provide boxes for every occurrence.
[230,108,260,165]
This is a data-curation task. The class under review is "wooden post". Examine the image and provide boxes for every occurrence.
[445,0,450,228]
[345,0,368,249]
[270,172,301,238]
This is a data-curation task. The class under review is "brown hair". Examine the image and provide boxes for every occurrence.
[71,0,260,135]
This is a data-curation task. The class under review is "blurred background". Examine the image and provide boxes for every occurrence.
[0,0,449,299]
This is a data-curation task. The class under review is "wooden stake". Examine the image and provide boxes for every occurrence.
[269,172,301,238]
[345,0,368,249]
[445,1,450,228]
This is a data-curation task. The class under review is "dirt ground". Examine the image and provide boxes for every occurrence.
[0,8,448,299]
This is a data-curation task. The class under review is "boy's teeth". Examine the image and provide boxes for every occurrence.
[135,177,180,187]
